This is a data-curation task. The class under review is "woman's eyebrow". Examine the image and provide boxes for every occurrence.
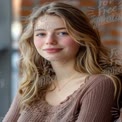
[34,27,66,31]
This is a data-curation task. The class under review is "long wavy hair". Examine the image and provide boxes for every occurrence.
[18,1,121,109]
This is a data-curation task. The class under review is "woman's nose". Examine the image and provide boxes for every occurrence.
[45,35,57,45]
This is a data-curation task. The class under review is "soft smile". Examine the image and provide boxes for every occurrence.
[43,48,63,53]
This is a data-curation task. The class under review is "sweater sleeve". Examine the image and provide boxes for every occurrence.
[76,76,115,122]
[2,93,21,122]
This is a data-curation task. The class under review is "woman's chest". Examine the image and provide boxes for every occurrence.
[17,98,80,122]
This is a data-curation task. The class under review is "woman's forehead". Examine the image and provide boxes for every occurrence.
[34,15,66,31]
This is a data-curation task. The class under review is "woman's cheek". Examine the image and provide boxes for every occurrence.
[34,39,43,48]
[63,38,78,46]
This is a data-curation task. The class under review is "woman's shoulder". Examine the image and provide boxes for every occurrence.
[76,74,117,107]
[83,74,115,93]
[86,74,113,86]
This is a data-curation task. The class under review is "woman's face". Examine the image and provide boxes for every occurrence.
[33,14,80,62]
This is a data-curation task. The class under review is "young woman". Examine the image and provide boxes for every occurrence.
[3,2,121,122]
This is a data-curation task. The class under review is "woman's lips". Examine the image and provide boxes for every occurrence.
[43,48,63,53]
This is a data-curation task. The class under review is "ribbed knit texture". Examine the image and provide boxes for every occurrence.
[2,74,119,122]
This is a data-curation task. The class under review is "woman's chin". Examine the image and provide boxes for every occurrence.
[45,56,67,63]
[45,57,59,62]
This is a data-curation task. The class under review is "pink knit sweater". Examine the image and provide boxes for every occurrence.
[2,75,120,122]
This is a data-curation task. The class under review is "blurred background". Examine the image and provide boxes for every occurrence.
[0,0,122,120]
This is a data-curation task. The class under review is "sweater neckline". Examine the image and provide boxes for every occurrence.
[43,79,87,109]
[42,75,99,109]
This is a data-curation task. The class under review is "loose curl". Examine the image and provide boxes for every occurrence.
[18,1,121,110]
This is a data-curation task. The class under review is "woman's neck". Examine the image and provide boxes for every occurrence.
[51,60,87,85]
[51,59,76,80]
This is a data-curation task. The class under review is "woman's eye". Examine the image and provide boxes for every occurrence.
[36,33,46,37]
[58,32,69,36]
